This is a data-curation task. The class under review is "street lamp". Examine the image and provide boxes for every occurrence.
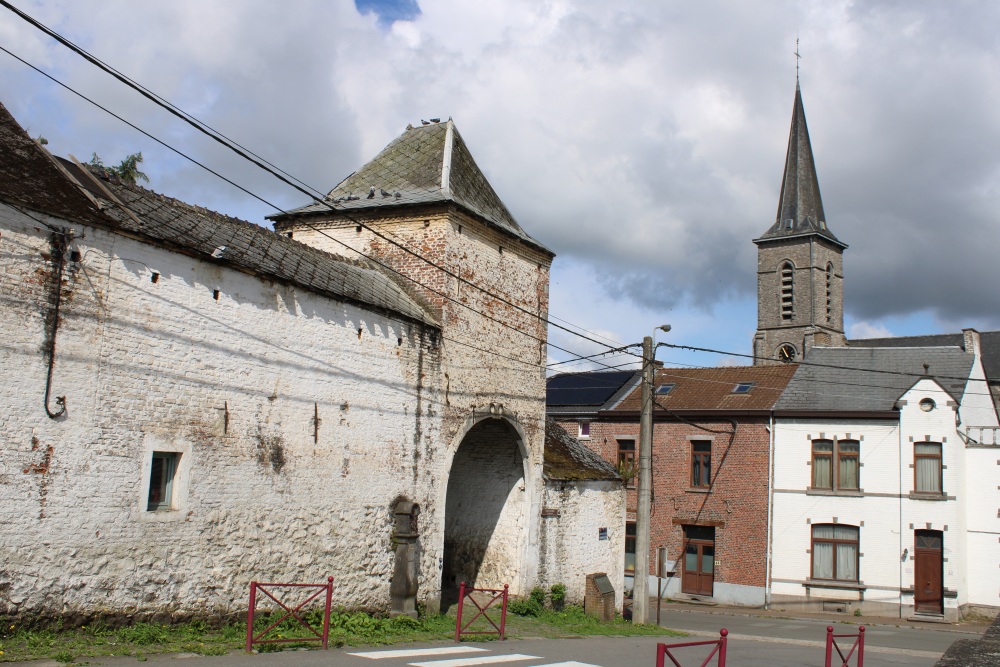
[633,324,670,625]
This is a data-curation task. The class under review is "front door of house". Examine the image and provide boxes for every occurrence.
[914,530,943,615]
[682,525,715,596]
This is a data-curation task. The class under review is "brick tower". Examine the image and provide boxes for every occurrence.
[753,82,848,365]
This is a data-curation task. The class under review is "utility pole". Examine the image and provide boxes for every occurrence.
[633,335,655,624]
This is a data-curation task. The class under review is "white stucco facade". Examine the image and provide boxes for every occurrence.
[770,369,999,620]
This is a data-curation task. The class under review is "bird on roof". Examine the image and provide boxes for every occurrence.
[367,186,375,199]
[430,118,440,123]
[394,192,401,199]
[421,119,429,125]
[380,188,390,197]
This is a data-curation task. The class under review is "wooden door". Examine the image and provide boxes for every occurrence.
[682,526,715,596]
[914,530,943,615]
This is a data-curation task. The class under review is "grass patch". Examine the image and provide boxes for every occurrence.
[0,604,680,662]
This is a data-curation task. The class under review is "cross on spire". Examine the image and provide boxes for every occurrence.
[795,36,801,84]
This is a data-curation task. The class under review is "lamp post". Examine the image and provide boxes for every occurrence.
[633,324,670,625]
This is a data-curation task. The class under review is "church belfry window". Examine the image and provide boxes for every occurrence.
[780,262,794,320]
[826,263,834,323]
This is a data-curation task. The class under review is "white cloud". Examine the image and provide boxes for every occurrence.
[849,321,893,340]
[3,0,999,367]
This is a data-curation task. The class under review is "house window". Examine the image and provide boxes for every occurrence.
[578,421,591,439]
[656,383,676,396]
[624,522,637,574]
[691,441,711,488]
[780,261,794,321]
[147,452,179,511]
[811,524,859,582]
[617,439,637,489]
[732,382,754,394]
[914,442,942,494]
[811,439,859,491]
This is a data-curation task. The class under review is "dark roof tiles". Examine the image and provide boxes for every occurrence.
[755,84,845,248]
[543,418,621,481]
[273,120,550,255]
[775,346,974,412]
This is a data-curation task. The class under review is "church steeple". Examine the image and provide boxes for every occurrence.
[755,83,843,246]
[752,82,848,365]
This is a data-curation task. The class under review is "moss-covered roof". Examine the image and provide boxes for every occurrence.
[543,418,620,482]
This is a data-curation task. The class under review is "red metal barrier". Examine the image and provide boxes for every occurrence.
[656,629,728,667]
[454,582,509,642]
[245,576,334,653]
[825,625,865,667]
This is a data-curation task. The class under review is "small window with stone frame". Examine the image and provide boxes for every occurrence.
[147,451,179,512]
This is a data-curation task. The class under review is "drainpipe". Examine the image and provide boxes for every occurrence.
[765,414,775,608]
[898,421,904,619]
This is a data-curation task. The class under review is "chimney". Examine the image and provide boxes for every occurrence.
[963,328,981,358]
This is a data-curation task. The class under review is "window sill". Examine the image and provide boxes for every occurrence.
[804,579,865,591]
[807,488,863,497]
[686,488,711,494]
[907,492,953,501]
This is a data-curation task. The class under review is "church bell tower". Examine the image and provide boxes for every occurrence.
[753,82,847,365]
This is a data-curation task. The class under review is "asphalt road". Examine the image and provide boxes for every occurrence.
[12,609,979,667]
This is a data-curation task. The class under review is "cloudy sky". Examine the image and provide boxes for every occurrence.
[2,0,999,372]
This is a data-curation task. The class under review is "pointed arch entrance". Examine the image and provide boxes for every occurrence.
[440,414,529,610]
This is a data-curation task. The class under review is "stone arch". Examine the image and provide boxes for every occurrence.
[437,411,531,610]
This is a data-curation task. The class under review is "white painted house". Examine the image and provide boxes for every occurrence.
[769,334,999,620]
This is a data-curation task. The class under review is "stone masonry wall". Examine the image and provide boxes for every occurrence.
[538,480,625,609]
[0,206,448,618]
[279,207,552,598]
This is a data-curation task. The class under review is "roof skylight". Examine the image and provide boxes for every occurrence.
[655,383,676,396]
[732,382,755,394]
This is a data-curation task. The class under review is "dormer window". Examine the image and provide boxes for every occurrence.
[732,382,754,394]
[655,383,676,396]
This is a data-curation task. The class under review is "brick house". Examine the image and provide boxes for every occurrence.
[549,364,797,606]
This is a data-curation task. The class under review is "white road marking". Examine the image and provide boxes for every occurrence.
[348,646,488,659]
[533,662,601,667]
[409,654,541,667]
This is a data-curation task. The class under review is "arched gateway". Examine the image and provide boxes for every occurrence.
[439,414,531,610]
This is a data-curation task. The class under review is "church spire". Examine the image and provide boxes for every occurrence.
[755,83,844,247]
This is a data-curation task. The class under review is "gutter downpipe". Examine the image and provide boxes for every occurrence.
[898,418,904,619]
[765,413,775,609]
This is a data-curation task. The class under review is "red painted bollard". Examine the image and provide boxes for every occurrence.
[245,581,258,654]
[454,581,467,642]
[825,625,865,667]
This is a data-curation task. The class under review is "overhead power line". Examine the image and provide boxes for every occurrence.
[0,0,637,363]
[0,37,630,374]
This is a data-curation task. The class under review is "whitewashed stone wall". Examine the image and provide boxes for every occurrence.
[284,209,552,600]
[537,481,625,609]
[0,206,451,618]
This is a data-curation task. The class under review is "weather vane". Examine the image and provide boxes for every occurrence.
[795,36,801,82]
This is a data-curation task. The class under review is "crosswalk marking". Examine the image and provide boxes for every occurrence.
[408,654,541,667]
[349,646,488,660]
[534,662,600,667]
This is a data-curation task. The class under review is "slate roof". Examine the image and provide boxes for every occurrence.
[755,83,845,249]
[271,120,551,255]
[546,370,639,410]
[0,99,436,327]
[611,364,799,413]
[850,331,1000,382]
[0,102,105,226]
[774,346,974,412]
[543,418,621,481]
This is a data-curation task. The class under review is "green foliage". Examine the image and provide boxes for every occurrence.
[507,596,543,617]
[88,151,149,185]
[549,583,567,610]
[529,587,547,606]
[115,622,168,645]
[51,649,74,663]
[853,608,862,617]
